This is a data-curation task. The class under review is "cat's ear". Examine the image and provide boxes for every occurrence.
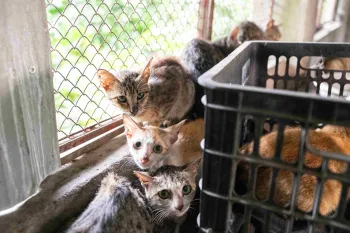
[229,26,240,41]
[139,57,153,83]
[183,158,201,175]
[266,19,275,29]
[134,171,153,188]
[123,113,143,138]
[165,119,187,144]
[97,69,120,91]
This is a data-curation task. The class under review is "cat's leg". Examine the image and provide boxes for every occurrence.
[160,118,180,128]
[318,179,342,216]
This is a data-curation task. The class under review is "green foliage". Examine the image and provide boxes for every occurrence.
[46,0,252,139]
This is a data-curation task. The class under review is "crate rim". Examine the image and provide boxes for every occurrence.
[198,41,350,106]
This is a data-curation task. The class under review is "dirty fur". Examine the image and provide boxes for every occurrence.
[239,127,350,216]
[66,161,200,233]
[123,113,204,169]
[98,56,195,127]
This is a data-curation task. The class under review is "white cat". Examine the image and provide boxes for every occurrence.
[123,114,204,170]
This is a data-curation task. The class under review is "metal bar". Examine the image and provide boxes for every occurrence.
[197,0,214,40]
[59,116,122,153]
[60,124,125,165]
[58,116,120,142]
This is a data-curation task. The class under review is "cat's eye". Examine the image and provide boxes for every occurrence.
[133,142,142,149]
[137,92,145,100]
[182,185,192,195]
[117,96,127,103]
[153,145,163,153]
[158,190,171,199]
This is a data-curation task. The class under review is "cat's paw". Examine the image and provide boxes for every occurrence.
[141,121,149,127]
[160,120,175,128]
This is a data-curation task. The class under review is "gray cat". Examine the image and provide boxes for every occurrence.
[65,160,200,233]
[97,56,195,127]
[182,19,281,81]
[181,35,239,119]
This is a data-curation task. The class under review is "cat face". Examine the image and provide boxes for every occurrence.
[134,159,200,220]
[123,114,185,169]
[265,19,281,41]
[97,58,153,116]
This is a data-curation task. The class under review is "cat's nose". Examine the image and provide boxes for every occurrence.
[140,156,149,164]
[130,106,138,116]
[175,204,184,211]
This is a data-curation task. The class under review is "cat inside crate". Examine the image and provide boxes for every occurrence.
[238,117,350,218]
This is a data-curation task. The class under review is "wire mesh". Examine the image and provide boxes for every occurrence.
[46,0,200,140]
[212,0,253,39]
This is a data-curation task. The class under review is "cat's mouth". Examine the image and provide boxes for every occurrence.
[173,205,190,217]
[135,161,150,169]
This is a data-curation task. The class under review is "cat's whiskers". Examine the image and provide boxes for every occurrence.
[152,209,166,224]
[119,157,135,170]
[158,210,169,224]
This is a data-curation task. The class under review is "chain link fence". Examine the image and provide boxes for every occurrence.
[46,0,253,141]
[46,0,200,140]
[212,0,253,39]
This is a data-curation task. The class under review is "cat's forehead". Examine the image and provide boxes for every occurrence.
[118,70,139,80]
[119,72,138,87]
[150,167,192,186]
[132,127,168,142]
[153,171,188,189]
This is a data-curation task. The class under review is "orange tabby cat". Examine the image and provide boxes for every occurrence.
[167,118,204,166]
[240,126,350,216]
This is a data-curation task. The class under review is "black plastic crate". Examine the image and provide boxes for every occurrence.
[197,42,350,233]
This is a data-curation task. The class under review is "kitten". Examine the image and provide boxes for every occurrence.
[182,31,240,81]
[316,57,350,98]
[65,160,200,233]
[98,56,195,127]
[123,114,204,169]
[317,57,350,70]
[239,127,350,216]
[181,32,240,119]
[231,19,281,44]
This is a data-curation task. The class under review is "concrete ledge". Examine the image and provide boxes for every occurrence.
[0,134,138,233]
[313,21,342,42]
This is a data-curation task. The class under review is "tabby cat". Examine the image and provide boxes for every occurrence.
[231,19,281,44]
[66,160,200,233]
[98,56,195,127]
[123,113,204,169]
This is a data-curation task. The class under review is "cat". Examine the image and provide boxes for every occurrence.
[66,160,200,233]
[230,19,281,44]
[181,32,240,119]
[97,56,195,127]
[317,57,350,71]
[239,126,350,216]
[181,20,281,119]
[182,29,240,82]
[315,57,350,98]
[123,113,204,169]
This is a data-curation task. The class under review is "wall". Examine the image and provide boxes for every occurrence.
[0,0,60,210]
